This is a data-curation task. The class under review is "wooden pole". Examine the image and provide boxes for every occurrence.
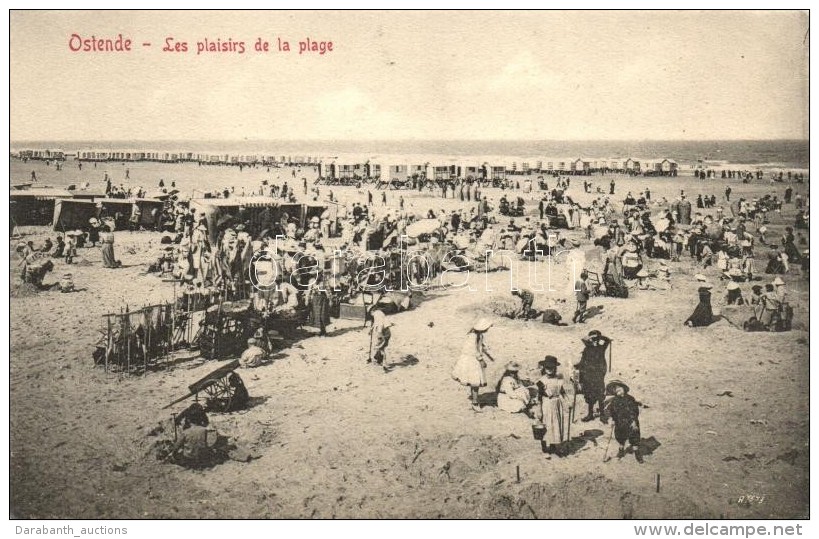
[656,473,661,493]
[516,465,520,483]
[125,305,131,374]
[118,307,124,378]
[171,283,176,353]
[608,340,613,373]
[144,306,150,375]
[105,314,111,374]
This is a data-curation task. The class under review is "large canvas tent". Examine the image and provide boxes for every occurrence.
[190,197,286,245]
[97,198,166,230]
[52,199,100,231]
[189,198,334,245]
[97,199,135,230]
[10,188,74,227]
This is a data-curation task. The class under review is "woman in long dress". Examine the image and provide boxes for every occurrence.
[307,275,331,336]
[534,355,573,456]
[452,318,495,411]
[369,309,392,368]
[100,226,120,268]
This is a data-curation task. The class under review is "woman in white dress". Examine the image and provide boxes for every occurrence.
[534,355,574,456]
[452,318,495,411]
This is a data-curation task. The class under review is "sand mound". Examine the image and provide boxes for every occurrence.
[11,283,40,298]
[479,474,706,519]
[486,295,520,318]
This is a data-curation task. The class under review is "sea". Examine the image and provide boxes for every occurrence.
[9,139,809,170]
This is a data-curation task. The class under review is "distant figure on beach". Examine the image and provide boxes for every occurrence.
[31,170,36,181]
[685,285,714,327]
[609,180,615,195]
[125,168,130,179]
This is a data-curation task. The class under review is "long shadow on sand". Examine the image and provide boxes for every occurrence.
[563,428,606,456]
[638,436,662,457]
[583,305,605,321]
[324,325,367,338]
[383,354,420,373]
[476,391,499,407]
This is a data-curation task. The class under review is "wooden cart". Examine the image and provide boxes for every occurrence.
[163,359,248,412]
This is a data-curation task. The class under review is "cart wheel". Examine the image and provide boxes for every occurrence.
[202,374,236,412]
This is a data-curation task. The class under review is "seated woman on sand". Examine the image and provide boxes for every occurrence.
[685,284,714,327]
[496,362,534,414]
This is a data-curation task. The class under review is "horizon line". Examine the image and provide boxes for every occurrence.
[9,137,810,144]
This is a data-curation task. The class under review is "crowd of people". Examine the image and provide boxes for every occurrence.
[11,159,809,469]
[452,319,643,461]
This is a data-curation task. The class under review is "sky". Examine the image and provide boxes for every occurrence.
[9,10,809,141]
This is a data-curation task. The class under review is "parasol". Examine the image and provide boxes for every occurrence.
[405,218,440,237]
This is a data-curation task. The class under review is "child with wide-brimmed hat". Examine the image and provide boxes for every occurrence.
[604,379,642,462]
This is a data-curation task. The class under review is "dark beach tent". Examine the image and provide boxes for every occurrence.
[97,199,134,230]
[10,188,75,227]
[133,199,166,227]
[190,197,283,245]
[52,199,100,231]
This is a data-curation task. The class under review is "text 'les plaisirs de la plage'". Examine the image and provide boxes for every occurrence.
[68,34,334,55]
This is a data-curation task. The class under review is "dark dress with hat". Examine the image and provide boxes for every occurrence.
[685,288,714,327]
[576,336,609,405]
[308,286,331,334]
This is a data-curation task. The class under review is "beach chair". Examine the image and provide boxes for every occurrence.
[585,270,602,297]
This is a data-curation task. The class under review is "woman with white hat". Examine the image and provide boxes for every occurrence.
[495,362,533,414]
[725,281,745,305]
[452,318,496,411]
[88,217,101,247]
[635,268,651,290]
[772,276,787,303]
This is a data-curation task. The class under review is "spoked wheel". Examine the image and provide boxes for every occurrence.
[201,374,236,412]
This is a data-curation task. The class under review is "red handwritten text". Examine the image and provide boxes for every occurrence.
[68,33,132,52]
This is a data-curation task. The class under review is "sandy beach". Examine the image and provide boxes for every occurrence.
[9,158,809,518]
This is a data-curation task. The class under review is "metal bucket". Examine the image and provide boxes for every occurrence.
[532,424,546,440]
